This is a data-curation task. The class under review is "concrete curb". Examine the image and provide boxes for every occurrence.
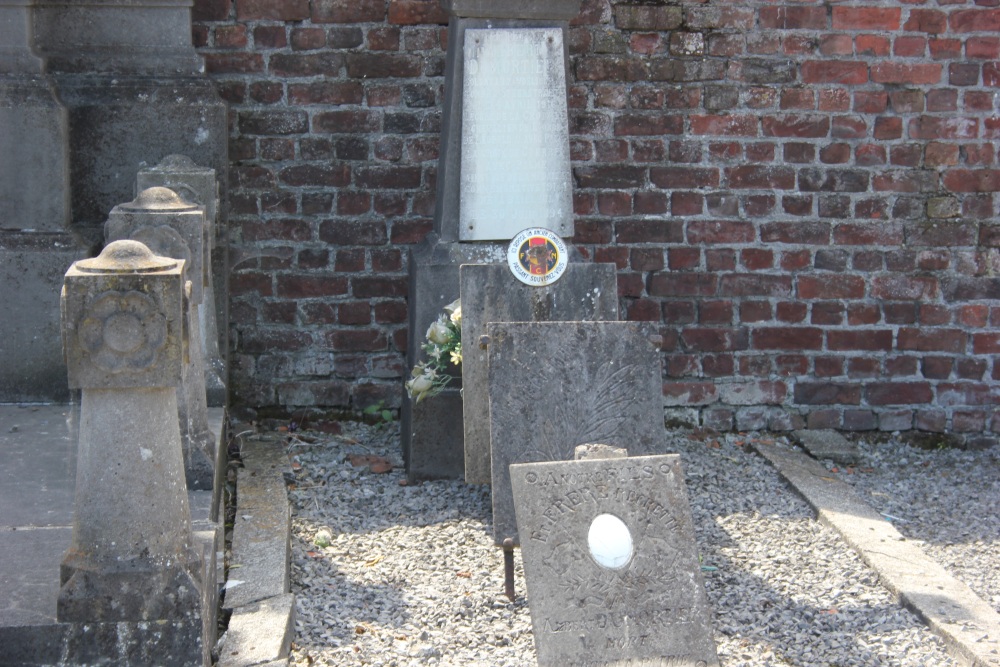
[754,441,1000,667]
[218,434,295,667]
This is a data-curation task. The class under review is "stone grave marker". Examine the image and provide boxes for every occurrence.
[460,263,619,484]
[487,321,664,544]
[105,186,217,489]
[511,454,719,667]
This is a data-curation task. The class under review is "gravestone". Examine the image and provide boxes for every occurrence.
[511,454,719,667]
[487,321,664,544]
[136,155,226,406]
[0,0,88,403]
[105,187,217,489]
[460,263,619,484]
[58,240,211,664]
[402,0,581,481]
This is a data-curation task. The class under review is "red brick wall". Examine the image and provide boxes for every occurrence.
[194,0,1000,442]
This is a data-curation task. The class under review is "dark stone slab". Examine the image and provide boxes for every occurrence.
[487,321,664,544]
[0,235,90,403]
[460,263,619,484]
[402,237,505,480]
[510,454,719,667]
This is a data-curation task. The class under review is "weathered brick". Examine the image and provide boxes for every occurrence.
[798,275,866,299]
[387,0,447,25]
[827,330,893,351]
[898,328,967,353]
[236,0,308,20]
[311,0,384,23]
[794,382,861,404]
[832,7,900,31]
[614,5,683,30]
[760,6,827,30]
[801,61,868,85]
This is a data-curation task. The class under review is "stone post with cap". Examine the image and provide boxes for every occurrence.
[105,186,217,490]
[58,239,205,630]
[137,154,227,407]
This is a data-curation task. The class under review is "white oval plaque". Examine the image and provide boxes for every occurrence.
[506,227,568,287]
[587,513,634,570]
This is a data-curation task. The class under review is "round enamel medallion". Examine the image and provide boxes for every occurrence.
[506,228,569,287]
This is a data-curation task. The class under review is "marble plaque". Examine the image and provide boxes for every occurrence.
[460,28,573,241]
[460,264,619,484]
[487,322,664,543]
[511,455,719,667]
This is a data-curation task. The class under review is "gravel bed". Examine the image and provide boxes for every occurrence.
[282,423,991,666]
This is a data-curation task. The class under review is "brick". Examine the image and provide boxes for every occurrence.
[937,383,995,407]
[270,52,345,77]
[663,381,718,406]
[798,274,866,299]
[898,328,967,353]
[649,167,720,189]
[277,274,349,298]
[833,7,901,31]
[794,382,861,405]
[616,219,684,244]
[687,220,755,244]
[204,52,264,74]
[279,164,352,187]
[832,223,904,246]
[720,274,793,297]
[614,5,683,30]
[831,115,867,139]
[760,6,827,30]
[799,169,870,192]
[289,82,363,106]
[311,0,384,22]
[726,166,795,189]
[827,330,893,351]
[801,61,868,85]
[690,115,758,136]
[346,53,422,78]
[614,113,684,136]
[871,63,942,85]
[943,169,1000,192]
[680,328,750,352]
[950,9,1000,32]
[872,276,938,300]
[842,410,877,431]
[238,110,308,136]
[236,0,308,20]
[388,0,447,25]
[649,273,717,297]
[762,114,830,138]
[761,221,830,245]
[909,116,978,141]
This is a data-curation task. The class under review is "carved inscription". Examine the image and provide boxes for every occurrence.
[510,454,719,666]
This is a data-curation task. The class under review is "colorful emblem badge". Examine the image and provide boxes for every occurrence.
[507,228,569,287]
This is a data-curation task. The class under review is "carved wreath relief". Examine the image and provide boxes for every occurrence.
[77,290,167,372]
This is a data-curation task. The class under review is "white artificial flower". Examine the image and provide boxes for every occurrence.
[426,318,451,345]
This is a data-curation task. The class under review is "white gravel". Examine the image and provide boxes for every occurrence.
[282,423,998,666]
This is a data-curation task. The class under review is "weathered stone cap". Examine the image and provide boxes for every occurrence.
[73,239,179,274]
[441,0,582,20]
[118,186,200,213]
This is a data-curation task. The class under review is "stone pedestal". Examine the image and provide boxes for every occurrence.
[58,241,205,633]
[137,155,227,407]
[105,188,217,489]
[403,0,582,480]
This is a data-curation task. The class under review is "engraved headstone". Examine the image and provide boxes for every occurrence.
[487,321,665,544]
[137,155,226,406]
[58,240,205,624]
[460,263,619,484]
[511,454,719,667]
[105,187,217,489]
[459,28,572,241]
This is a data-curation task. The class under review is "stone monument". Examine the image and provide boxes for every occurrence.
[487,321,665,544]
[32,0,228,248]
[136,154,227,407]
[511,453,719,667]
[403,0,583,479]
[0,0,88,402]
[460,263,619,484]
[105,187,217,490]
[58,240,210,664]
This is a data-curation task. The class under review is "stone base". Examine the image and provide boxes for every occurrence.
[402,386,465,482]
[0,232,91,403]
[58,553,203,623]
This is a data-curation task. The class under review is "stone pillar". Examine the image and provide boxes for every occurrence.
[137,155,227,407]
[58,240,203,625]
[402,0,582,480]
[105,187,217,489]
[0,0,88,402]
